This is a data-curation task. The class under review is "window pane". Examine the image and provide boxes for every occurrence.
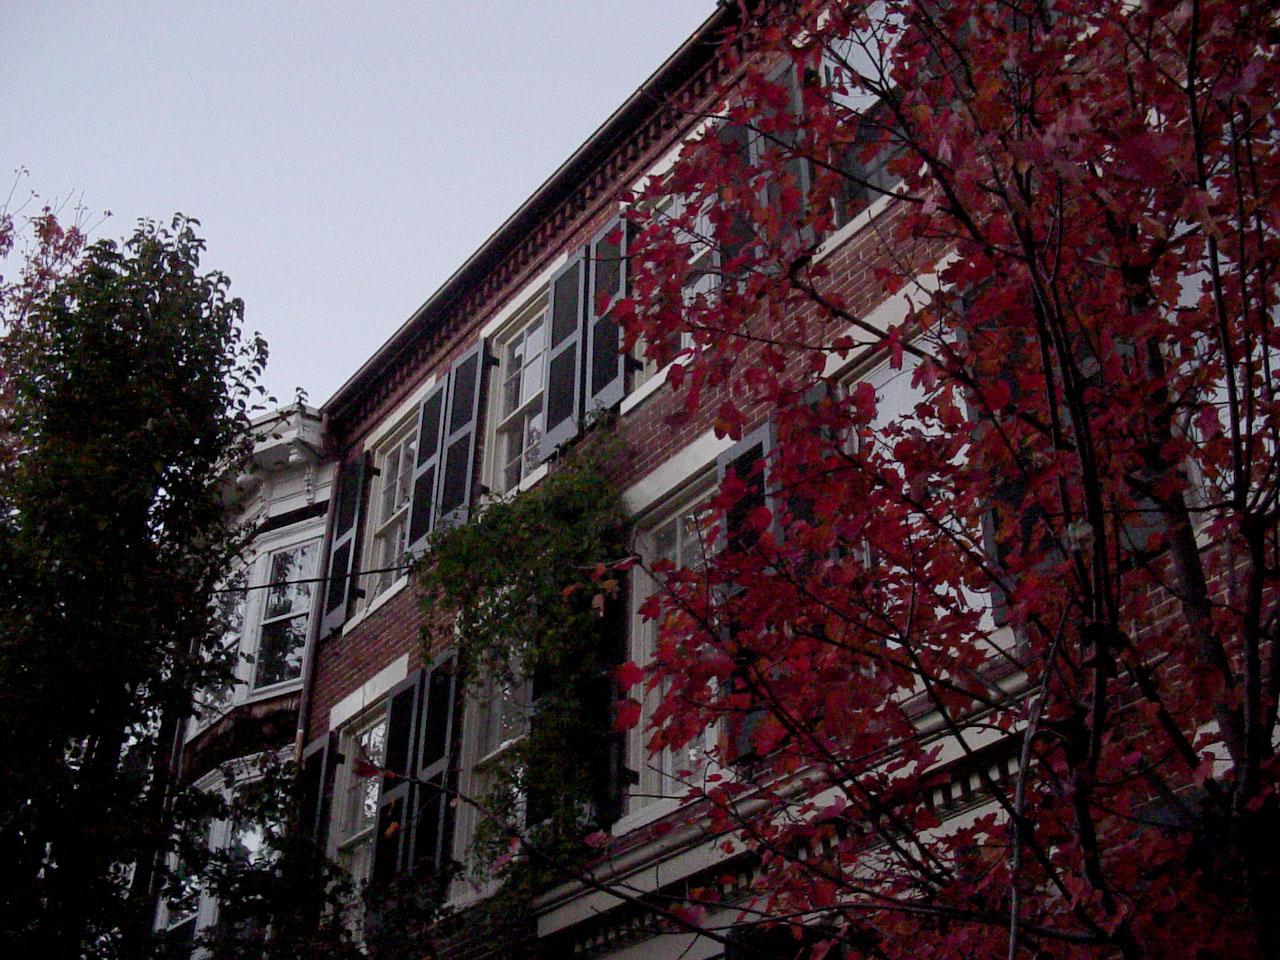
[550,262,581,347]
[521,320,546,407]
[265,542,319,620]
[594,233,622,307]
[591,314,620,395]
[416,390,444,466]
[342,718,387,841]
[325,542,351,614]
[449,352,479,434]
[254,615,307,687]
[440,436,470,515]
[546,351,576,429]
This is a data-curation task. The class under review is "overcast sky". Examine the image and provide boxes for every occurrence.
[3,0,715,406]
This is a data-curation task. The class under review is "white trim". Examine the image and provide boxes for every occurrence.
[610,795,682,837]
[339,573,410,637]
[360,373,439,453]
[517,461,549,493]
[819,252,957,380]
[811,190,897,265]
[622,428,734,518]
[478,254,568,342]
[328,653,410,730]
[619,356,690,417]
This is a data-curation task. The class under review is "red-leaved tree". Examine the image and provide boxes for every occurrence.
[617,1,1280,957]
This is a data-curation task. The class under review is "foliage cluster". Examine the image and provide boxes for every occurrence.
[414,439,631,888]
[182,752,364,960]
[0,212,269,957]
[613,1,1280,958]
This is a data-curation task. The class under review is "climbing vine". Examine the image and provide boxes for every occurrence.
[414,439,632,888]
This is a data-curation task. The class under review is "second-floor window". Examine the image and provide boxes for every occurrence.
[334,712,387,886]
[370,421,418,597]
[253,541,319,689]
[495,305,547,493]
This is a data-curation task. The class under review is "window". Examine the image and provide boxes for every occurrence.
[716,423,779,765]
[536,216,633,463]
[474,673,532,763]
[632,486,714,809]
[494,301,547,493]
[822,2,904,228]
[200,569,247,718]
[831,100,900,227]
[156,821,208,953]
[632,195,711,389]
[320,344,486,637]
[253,540,319,688]
[368,420,417,598]
[196,534,321,719]
[334,711,387,886]
[455,674,534,858]
[370,657,458,884]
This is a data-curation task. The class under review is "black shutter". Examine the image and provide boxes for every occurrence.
[539,253,586,460]
[584,219,629,414]
[320,455,368,639]
[406,381,448,555]
[596,580,632,825]
[788,382,831,535]
[765,63,811,213]
[409,651,459,877]
[716,122,757,275]
[716,423,777,765]
[371,671,424,884]
[437,342,487,531]
[716,421,778,555]
[298,732,338,850]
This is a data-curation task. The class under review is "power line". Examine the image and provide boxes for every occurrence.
[212,563,414,593]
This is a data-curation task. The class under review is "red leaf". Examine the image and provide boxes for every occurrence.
[617,660,645,692]
[614,698,642,731]
[749,505,773,531]
[352,758,384,779]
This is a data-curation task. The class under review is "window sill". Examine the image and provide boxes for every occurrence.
[811,190,898,266]
[340,574,410,637]
[517,462,549,494]
[474,734,525,771]
[620,356,688,418]
[243,676,304,701]
[611,795,685,837]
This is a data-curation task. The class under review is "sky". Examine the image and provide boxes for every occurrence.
[2,0,716,407]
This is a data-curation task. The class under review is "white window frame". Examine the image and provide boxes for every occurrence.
[483,291,550,496]
[489,294,549,496]
[252,538,321,691]
[194,528,323,732]
[331,708,388,888]
[624,478,718,821]
[364,416,418,601]
[449,661,534,892]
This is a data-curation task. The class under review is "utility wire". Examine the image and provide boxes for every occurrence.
[211,562,415,593]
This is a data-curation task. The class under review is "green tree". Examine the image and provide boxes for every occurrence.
[0,213,267,958]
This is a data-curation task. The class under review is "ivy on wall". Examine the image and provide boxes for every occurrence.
[414,440,632,887]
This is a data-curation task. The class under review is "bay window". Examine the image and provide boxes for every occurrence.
[253,541,319,689]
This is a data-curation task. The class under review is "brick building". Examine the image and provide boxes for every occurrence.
[155,1,1280,957]
[284,3,922,956]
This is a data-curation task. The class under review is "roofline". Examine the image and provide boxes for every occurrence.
[322,1,740,427]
